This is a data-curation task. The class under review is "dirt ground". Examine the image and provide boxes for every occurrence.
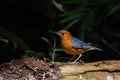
[0,56,120,80]
[0,56,61,80]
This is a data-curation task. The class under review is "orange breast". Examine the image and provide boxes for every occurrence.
[61,39,84,55]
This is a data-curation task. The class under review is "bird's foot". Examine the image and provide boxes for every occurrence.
[67,59,84,65]
[71,59,84,64]
[78,59,85,65]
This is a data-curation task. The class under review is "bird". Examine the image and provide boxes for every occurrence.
[54,29,102,63]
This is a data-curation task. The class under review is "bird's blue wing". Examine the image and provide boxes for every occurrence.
[71,37,94,49]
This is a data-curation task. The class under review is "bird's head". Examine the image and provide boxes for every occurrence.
[53,30,72,39]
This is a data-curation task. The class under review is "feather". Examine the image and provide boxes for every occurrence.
[72,37,102,51]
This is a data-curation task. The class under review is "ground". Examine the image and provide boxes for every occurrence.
[0,56,120,80]
[0,56,61,80]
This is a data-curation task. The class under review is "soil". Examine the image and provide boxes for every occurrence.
[0,56,62,80]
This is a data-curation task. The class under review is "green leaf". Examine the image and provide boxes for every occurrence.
[59,14,81,23]
[59,10,80,17]
[63,0,90,4]
[13,42,17,52]
[64,18,80,29]
[0,27,31,51]
[41,37,52,46]
[106,3,120,17]
[55,48,63,52]
[0,38,9,43]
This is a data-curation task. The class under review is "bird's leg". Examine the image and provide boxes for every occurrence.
[72,54,82,64]
[68,54,76,62]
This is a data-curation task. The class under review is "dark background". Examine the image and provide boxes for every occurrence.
[0,0,54,50]
[0,0,120,63]
[0,0,53,63]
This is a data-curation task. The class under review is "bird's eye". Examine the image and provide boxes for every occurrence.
[62,32,65,36]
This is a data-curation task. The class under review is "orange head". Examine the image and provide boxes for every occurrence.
[54,30,72,40]
[54,29,84,54]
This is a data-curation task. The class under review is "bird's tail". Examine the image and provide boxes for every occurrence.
[94,47,102,51]
[89,47,102,51]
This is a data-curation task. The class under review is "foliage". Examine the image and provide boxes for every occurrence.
[52,0,120,58]
[41,36,63,61]
[0,27,31,51]
[56,0,120,39]
[0,27,45,59]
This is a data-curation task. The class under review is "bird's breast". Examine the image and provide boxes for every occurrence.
[61,39,84,55]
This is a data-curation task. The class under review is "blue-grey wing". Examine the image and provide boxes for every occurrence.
[72,37,94,49]
[71,37,102,51]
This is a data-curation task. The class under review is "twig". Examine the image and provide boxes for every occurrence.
[52,34,56,62]
[42,72,45,80]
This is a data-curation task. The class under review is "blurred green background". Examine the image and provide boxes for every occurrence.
[0,0,120,63]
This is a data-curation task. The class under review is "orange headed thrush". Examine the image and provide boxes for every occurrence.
[54,29,102,63]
